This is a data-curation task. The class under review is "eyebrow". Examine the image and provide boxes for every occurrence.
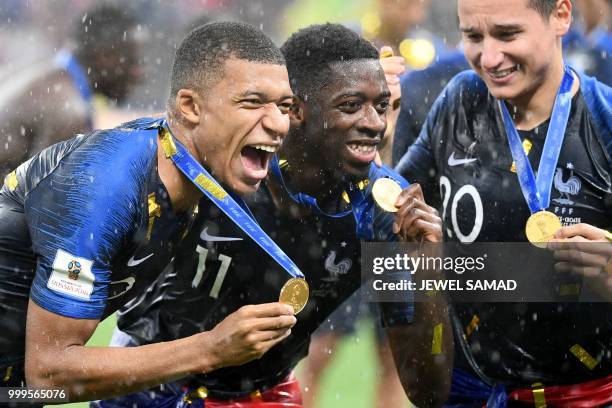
[238,91,294,101]
[460,23,523,33]
[334,90,391,100]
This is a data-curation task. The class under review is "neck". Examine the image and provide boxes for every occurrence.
[506,59,577,130]
[157,115,202,213]
[278,134,347,205]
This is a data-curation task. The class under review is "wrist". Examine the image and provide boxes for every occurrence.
[191,331,222,374]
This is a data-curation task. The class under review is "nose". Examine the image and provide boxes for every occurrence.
[358,104,386,136]
[262,103,290,140]
[480,38,504,70]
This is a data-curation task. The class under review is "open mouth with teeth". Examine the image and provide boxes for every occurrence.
[346,141,379,165]
[487,65,519,82]
[240,143,278,181]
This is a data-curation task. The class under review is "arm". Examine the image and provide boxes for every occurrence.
[378,46,406,165]
[386,297,453,408]
[25,301,295,402]
[387,183,453,407]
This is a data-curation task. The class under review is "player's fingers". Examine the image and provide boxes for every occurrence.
[240,302,295,318]
[553,223,606,240]
[249,327,293,343]
[414,219,443,241]
[553,249,609,268]
[380,45,394,58]
[395,183,425,208]
[399,211,441,242]
[247,315,297,332]
[396,207,429,238]
[393,198,417,234]
[548,240,612,257]
[255,329,293,354]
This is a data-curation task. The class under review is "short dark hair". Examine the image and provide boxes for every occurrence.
[169,21,285,99]
[527,0,561,19]
[281,23,379,100]
[73,6,137,63]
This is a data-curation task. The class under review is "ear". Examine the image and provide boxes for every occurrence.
[174,89,201,126]
[289,96,306,128]
[553,0,572,36]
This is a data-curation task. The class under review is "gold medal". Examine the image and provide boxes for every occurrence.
[279,278,309,314]
[372,178,402,213]
[525,211,562,248]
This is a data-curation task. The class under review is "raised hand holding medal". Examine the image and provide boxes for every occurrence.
[160,123,309,314]
[499,66,574,248]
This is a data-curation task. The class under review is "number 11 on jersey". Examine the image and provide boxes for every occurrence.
[192,245,233,299]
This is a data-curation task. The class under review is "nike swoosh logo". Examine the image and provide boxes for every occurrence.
[448,151,477,166]
[108,277,135,300]
[200,227,243,242]
[127,253,154,267]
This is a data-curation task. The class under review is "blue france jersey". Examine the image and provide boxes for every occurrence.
[113,164,414,398]
[0,118,202,368]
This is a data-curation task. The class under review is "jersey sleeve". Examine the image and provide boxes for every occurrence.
[26,132,149,319]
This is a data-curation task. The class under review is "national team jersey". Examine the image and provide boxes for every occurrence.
[0,117,203,370]
[396,70,611,386]
[115,168,413,398]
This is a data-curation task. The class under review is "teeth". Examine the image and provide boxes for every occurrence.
[348,143,377,154]
[491,66,517,78]
[252,144,277,153]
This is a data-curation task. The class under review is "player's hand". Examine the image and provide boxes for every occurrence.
[392,183,442,243]
[203,302,296,369]
[379,46,405,108]
[548,223,612,295]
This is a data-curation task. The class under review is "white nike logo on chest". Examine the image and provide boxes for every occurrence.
[127,253,154,267]
[448,151,477,166]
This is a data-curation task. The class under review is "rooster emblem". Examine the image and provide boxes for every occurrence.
[322,250,352,281]
[552,164,581,205]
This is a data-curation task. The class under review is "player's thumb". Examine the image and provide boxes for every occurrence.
[380,46,394,59]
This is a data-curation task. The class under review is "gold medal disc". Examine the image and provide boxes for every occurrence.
[372,178,402,213]
[279,278,309,314]
[525,211,562,248]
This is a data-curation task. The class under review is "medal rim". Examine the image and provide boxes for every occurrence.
[372,178,402,213]
[279,277,309,314]
[525,210,562,248]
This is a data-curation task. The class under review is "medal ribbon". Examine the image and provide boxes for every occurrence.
[270,155,408,239]
[160,123,304,279]
[499,66,574,214]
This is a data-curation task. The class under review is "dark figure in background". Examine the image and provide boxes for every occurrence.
[0,5,143,177]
